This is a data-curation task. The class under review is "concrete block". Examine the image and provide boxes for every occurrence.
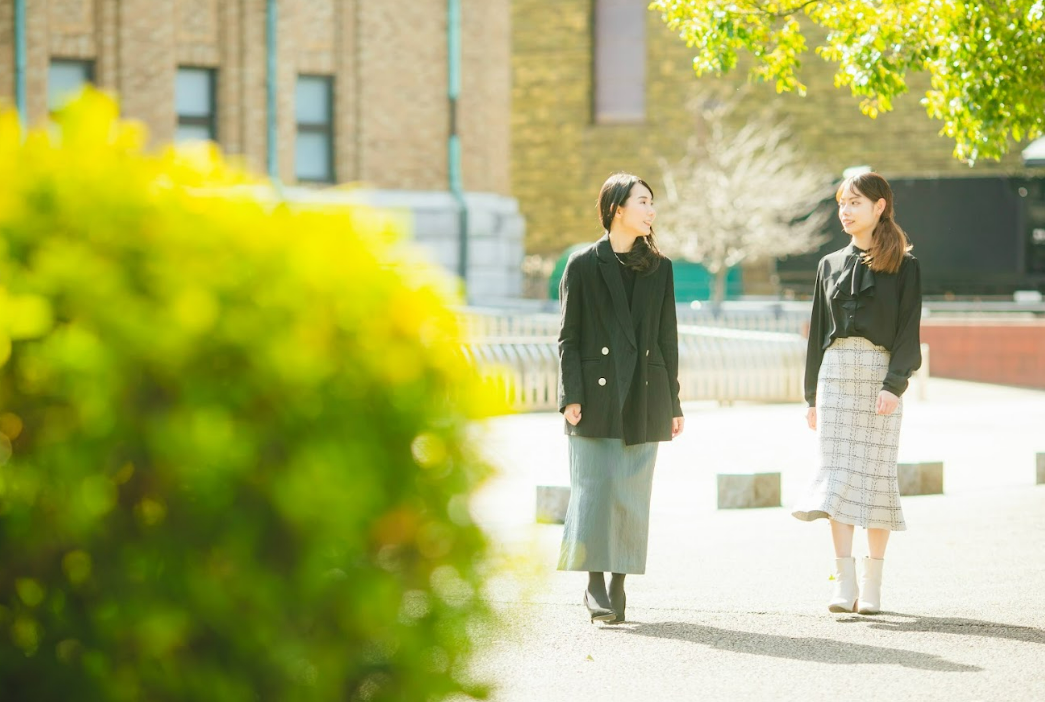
[1037,453,1045,485]
[898,462,944,496]
[716,473,781,509]
[536,485,570,524]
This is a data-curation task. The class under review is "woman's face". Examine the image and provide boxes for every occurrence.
[615,183,655,237]
[837,185,884,238]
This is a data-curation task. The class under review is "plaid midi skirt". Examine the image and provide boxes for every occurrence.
[792,336,907,531]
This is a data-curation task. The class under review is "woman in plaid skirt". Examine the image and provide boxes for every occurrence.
[792,171,922,615]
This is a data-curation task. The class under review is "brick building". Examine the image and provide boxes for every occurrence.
[511,0,1038,294]
[0,0,525,299]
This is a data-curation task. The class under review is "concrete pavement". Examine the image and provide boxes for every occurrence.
[465,378,1045,701]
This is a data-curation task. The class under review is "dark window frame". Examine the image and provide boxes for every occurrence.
[176,66,218,143]
[295,74,336,184]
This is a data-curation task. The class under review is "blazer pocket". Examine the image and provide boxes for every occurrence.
[648,346,666,367]
[645,363,673,427]
[580,358,611,397]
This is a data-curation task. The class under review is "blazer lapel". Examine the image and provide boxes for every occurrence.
[596,236,638,349]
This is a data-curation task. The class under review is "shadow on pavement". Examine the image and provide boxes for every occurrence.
[836,612,1045,645]
[617,621,982,672]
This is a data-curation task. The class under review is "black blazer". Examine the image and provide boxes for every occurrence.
[558,235,683,445]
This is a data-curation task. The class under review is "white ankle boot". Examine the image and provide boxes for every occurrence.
[857,557,884,614]
[828,557,858,613]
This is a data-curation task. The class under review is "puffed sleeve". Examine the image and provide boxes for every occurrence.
[804,260,827,407]
[658,259,683,418]
[882,256,922,397]
[557,255,584,413]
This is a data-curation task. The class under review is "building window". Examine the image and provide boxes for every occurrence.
[295,75,335,183]
[175,67,217,143]
[593,0,646,123]
[48,59,94,112]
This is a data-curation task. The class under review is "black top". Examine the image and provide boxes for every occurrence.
[804,244,923,406]
[618,255,637,307]
[616,257,642,407]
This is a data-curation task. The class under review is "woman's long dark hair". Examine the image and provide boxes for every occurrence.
[837,172,912,274]
[597,172,661,274]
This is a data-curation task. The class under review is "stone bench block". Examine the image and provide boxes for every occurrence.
[1037,453,1045,485]
[716,473,781,509]
[898,462,944,496]
[536,485,570,524]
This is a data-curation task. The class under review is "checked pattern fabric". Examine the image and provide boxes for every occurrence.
[792,336,907,531]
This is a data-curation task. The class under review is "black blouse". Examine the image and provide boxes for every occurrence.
[618,257,637,306]
[804,244,923,406]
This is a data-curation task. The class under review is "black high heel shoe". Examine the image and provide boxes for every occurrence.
[583,590,615,622]
[608,588,626,624]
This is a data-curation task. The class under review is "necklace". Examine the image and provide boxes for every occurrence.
[612,245,635,267]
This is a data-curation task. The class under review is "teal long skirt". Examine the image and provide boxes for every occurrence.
[557,436,659,574]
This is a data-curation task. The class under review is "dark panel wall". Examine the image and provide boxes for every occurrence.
[778,177,1045,297]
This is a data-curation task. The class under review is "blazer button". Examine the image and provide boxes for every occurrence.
[598,377,607,386]
[645,349,649,357]
[602,347,609,355]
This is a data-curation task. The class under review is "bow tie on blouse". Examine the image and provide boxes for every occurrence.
[831,251,876,301]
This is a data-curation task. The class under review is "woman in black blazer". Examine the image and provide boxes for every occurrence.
[557,172,685,624]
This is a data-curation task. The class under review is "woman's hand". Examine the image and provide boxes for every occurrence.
[806,406,817,430]
[876,390,900,415]
[672,416,685,438]
[564,403,582,426]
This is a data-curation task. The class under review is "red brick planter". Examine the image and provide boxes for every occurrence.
[919,320,1045,389]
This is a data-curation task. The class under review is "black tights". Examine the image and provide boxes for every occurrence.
[587,572,626,607]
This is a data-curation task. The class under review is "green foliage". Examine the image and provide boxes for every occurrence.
[651,0,1045,162]
[0,91,499,701]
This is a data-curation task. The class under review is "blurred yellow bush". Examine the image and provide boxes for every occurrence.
[0,90,499,702]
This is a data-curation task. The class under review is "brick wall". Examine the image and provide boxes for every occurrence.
[461,0,511,195]
[920,321,1045,389]
[120,0,177,145]
[0,4,10,106]
[0,0,512,194]
[511,2,1025,261]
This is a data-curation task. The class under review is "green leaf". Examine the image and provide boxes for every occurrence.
[651,0,1045,162]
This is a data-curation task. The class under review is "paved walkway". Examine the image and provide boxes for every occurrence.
[466,378,1045,701]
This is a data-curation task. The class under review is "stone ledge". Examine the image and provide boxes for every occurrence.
[898,462,944,496]
[716,473,781,509]
[536,485,570,524]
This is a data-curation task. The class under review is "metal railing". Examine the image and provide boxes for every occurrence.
[675,326,805,405]
[462,340,560,411]
[460,309,811,411]
[460,307,931,412]
[458,304,812,338]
